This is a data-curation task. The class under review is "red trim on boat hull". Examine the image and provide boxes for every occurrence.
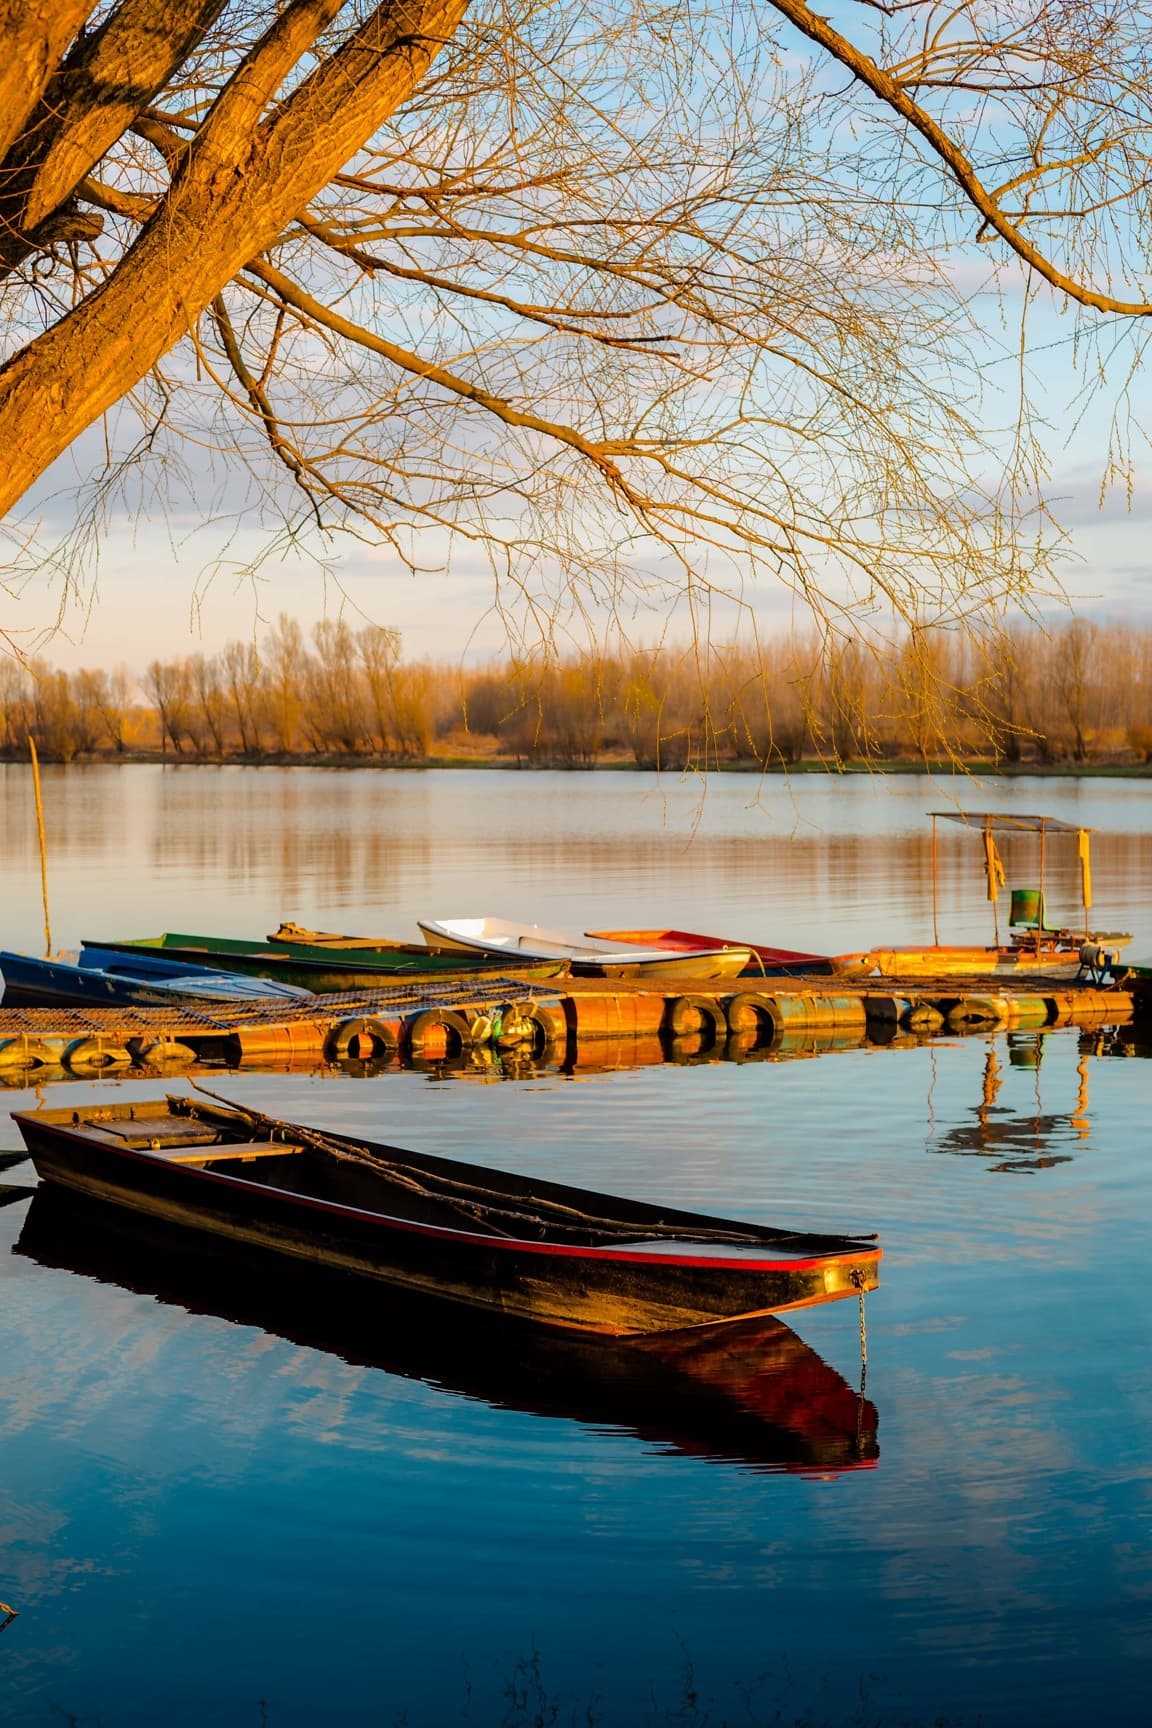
[13,1107,881,1336]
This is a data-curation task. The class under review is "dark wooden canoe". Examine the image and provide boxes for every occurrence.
[11,1097,881,1337]
[15,1183,879,1473]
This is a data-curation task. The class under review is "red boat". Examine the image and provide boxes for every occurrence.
[586,927,846,978]
[12,1094,881,1337]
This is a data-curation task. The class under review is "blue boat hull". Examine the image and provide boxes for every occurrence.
[0,949,312,1009]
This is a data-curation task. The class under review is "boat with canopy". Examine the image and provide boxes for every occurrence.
[842,811,1131,978]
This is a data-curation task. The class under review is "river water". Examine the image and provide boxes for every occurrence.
[1,767,1150,1726]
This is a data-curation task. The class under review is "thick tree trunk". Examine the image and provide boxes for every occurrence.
[0,0,228,276]
[0,3,92,163]
[0,0,468,519]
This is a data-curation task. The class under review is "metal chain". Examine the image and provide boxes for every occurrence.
[858,1291,868,1393]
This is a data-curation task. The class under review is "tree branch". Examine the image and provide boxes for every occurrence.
[0,1,227,278]
[241,255,642,500]
[0,0,470,517]
[0,2,93,164]
[767,0,1152,317]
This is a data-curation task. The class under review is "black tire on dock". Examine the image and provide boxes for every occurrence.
[0,1038,66,1071]
[500,1001,568,1055]
[666,994,726,1047]
[63,1037,133,1074]
[133,1038,197,1069]
[724,992,777,1036]
[724,1030,773,1065]
[404,1008,473,1057]
[325,1016,399,1062]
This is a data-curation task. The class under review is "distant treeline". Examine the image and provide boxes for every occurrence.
[1,614,1150,768]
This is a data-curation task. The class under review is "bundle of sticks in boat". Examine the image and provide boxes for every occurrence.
[175,1086,774,1248]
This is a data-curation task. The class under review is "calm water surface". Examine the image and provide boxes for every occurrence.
[1,768,1150,1725]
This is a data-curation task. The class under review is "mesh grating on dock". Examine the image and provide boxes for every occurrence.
[0,977,567,1041]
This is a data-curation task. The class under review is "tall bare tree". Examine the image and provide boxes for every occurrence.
[2,2,1151,653]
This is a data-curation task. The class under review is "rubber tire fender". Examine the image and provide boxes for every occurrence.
[902,1003,945,1033]
[134,1038,198,1069]
[63,1037,133,1074]
[404,1008,472,1058]
[723,1030,772,1065]
[724,992,777,1036]
[947,997,1008,1029]
[525,1001,568,1049]
[666,994,726,1045]
[0,1037,66,1070]
[325,1016,399,1062]
[498,1001,568,1054]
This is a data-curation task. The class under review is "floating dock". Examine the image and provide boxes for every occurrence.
[0,968,1137,1084]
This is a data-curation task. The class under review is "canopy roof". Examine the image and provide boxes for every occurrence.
[930,811,1088,834]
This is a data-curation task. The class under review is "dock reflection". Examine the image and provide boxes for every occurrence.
[16,1185,878,1477]
[930,1035,1096,1172]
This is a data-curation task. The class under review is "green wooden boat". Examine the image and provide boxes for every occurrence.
[83,932,570,991]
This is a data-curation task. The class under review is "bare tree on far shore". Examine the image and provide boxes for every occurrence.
[3,614,1150,769]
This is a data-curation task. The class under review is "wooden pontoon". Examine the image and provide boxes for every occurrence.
[12,1095,880,1336]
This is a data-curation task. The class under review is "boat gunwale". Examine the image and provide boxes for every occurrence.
[13,1112,881,1276]
[585,928,828,964]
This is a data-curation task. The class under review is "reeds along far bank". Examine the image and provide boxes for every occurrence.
[1,615,1150,768]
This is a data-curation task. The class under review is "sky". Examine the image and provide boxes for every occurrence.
[6,353,1146,677]
[6,325,1150,679]
[3,6,1152,676]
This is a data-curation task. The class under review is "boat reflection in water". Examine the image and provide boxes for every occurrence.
[16,1185,878,1477]
[929,1033,1099,1174]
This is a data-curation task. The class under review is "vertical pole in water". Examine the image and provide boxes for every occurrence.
[931,814,939,946]
[28,735,52,958]
[1038,820,1046,958]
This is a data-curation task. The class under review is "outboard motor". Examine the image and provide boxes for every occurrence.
[1078,940,1119,983]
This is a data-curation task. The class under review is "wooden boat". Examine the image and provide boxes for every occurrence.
[267,921,431,950]
[15,1183,879,1474]
[840,942,1102,980]
[0,946,312,1009]
[586,927,842,978]
[418,917,753,980]
[11,1095,881,1336]
[85,931,569,990]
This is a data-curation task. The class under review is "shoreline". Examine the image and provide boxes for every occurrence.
[1,752,1150,777]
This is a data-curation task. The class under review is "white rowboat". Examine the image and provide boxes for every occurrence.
[417,918,753,980]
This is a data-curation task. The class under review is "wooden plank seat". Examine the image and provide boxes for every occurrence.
[84,1120,302,1163]
[88,1121,222,1148]
[160,1141,304,1165]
